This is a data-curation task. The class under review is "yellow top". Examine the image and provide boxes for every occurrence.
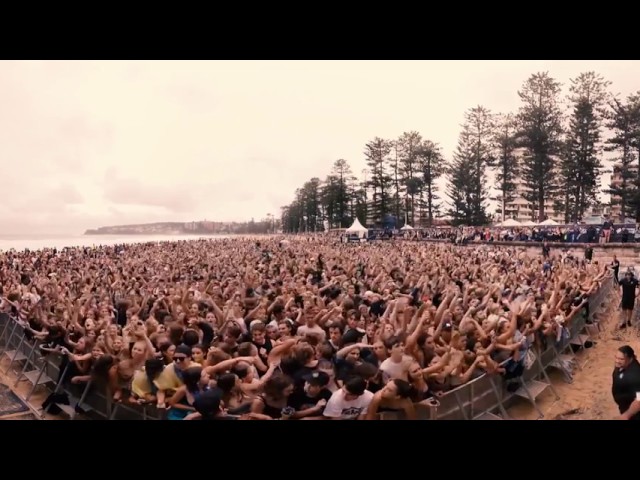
[153,362,201,393]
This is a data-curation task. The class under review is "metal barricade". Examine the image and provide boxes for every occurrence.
[0,313,134,420]
[382,276,615,420]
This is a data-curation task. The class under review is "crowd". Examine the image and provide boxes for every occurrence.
[0,236,611,420]
[398,222,636,244]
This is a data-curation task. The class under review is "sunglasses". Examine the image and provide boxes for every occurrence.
[173,356,187,362]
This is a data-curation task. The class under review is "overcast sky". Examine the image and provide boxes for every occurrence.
[1,60,639,234]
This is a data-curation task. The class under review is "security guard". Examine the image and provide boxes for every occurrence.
[612,345,640,420]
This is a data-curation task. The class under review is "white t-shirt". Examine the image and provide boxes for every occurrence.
[323,388,374,419]
[379,355,413,382]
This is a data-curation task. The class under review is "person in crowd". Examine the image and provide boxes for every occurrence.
[618,270,638,329]
[612,345,640,420]
[0,236,609,420]
[610,255,620,286]
[323,376,374,420]
[366,378,416,420]
[287,371,332,419]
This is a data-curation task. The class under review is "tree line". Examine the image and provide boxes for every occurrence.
[280,71,640,232]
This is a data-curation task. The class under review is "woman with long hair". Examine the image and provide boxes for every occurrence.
[250,373,294,419]
[215,373,252,414]
[366,378,416,420]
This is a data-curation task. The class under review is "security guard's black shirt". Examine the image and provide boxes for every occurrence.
[612,359,640,420]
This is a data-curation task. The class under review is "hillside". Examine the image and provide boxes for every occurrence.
[84,220,272,235]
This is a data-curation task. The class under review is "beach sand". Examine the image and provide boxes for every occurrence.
[0,366,63,420]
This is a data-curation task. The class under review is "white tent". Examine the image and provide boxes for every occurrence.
[401,224,414,230]
[500,218,521,227]
[520,220,536,227]
[345,218,368,238]
[583,216,604,225]
[539,219,559,226]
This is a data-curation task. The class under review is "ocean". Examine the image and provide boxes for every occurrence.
[0,234,237,252]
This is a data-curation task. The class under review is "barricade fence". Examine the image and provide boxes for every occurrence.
[414,275,614,420]
[0,276,614,420]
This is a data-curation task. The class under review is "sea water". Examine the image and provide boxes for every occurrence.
[0,234,238,252]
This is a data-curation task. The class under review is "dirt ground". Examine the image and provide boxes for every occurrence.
[508,289,640,420]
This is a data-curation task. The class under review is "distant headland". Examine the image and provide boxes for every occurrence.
[84,220,274,235]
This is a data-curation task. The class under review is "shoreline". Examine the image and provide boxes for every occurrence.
[0,233,275,253]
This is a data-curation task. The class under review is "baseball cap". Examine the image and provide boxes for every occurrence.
[174,344,192,357]
[304,371,330,387]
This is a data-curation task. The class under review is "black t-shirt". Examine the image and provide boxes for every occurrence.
[366,380,383,394]
[360,349,378,366]
[324,340,339,356]
[251,338,273,363]
[620,278,638,302]
[288,388,332,412]
[370,300,385,317]
[280,356,301,377]
[292,363,320,394]
[334,358,358,381]
[612,360,640,419]
[612,260,620,273]
[351,294,363,308]
[116,306,127,327]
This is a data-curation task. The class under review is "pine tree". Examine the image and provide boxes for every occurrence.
[606,96,640,221]
[517,72,565,222]
[493,113,519,222]
[416,140,445,226]
[561,72,610,222]
[396,131,423,225]
[364,137,393,224]
[446,107,493,225]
